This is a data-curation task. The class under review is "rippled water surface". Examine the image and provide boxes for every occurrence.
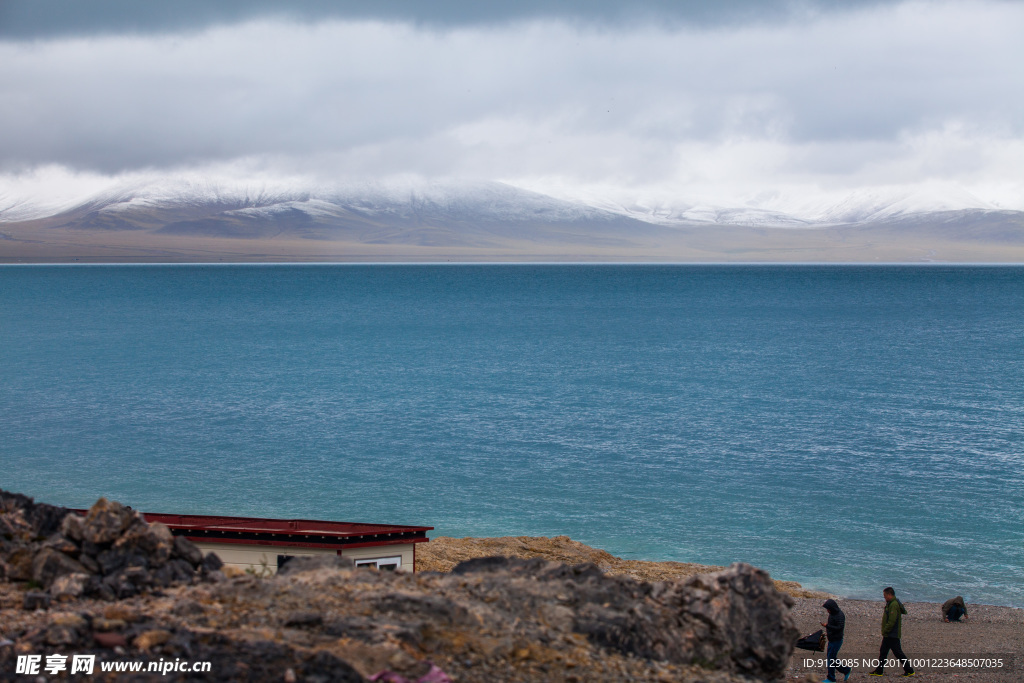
[2,264,1022,605]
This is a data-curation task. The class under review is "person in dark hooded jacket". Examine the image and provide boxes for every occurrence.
[820,599,852,682]
[942,596,969,622]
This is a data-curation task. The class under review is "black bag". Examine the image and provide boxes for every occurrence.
[795,629,826,652]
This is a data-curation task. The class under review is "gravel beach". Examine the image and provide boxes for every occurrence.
[786,597,1023,682]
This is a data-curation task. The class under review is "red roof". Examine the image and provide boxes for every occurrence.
[141,511,432,540]
[72,508,431,550]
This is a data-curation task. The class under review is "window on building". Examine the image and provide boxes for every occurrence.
[354,556,401,571]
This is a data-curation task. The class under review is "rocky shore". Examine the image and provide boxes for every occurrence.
[419,537,1024,682]
[2,490,798,681]
[4,490,1019,682]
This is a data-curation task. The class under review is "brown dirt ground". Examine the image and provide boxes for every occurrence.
[416,535,828,598]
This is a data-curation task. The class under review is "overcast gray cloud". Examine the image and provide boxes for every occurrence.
[1,0,1022,211]
[0,0,893,38]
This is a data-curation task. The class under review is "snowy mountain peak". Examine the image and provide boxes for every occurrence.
[807,186,997,224]
[575,184,1002,228]
[0,173,1010,230]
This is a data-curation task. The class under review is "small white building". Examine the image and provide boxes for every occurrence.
[141,511,432,574]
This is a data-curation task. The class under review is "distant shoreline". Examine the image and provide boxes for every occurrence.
[3,258,1024,266]
[4,211,1024,265]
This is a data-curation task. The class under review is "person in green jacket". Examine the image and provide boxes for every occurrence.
[870,587,914,676]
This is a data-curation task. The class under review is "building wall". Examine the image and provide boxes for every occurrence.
[193,541,415,574]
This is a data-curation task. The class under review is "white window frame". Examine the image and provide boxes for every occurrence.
[354,556,402,570]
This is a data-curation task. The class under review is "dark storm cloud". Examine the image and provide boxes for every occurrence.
[0,0,893,39]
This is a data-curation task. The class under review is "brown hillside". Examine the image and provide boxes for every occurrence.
[417,535,828,598]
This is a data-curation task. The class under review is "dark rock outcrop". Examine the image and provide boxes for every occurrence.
[446,556,798,678]
[0,490,216,602]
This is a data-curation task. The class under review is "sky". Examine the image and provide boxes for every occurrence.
[1,0,1023,214]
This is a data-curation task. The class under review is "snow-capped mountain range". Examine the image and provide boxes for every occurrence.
[1,178,627,229]
[0,176,1015,232]
[550,184,1009,228]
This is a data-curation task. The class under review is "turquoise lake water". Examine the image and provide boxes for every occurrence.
[2,264,1022,606]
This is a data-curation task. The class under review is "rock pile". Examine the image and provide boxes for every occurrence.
[177,554,794,681]
[2,491,800,682]
[0,490,220,607]
[443,556,798,678]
